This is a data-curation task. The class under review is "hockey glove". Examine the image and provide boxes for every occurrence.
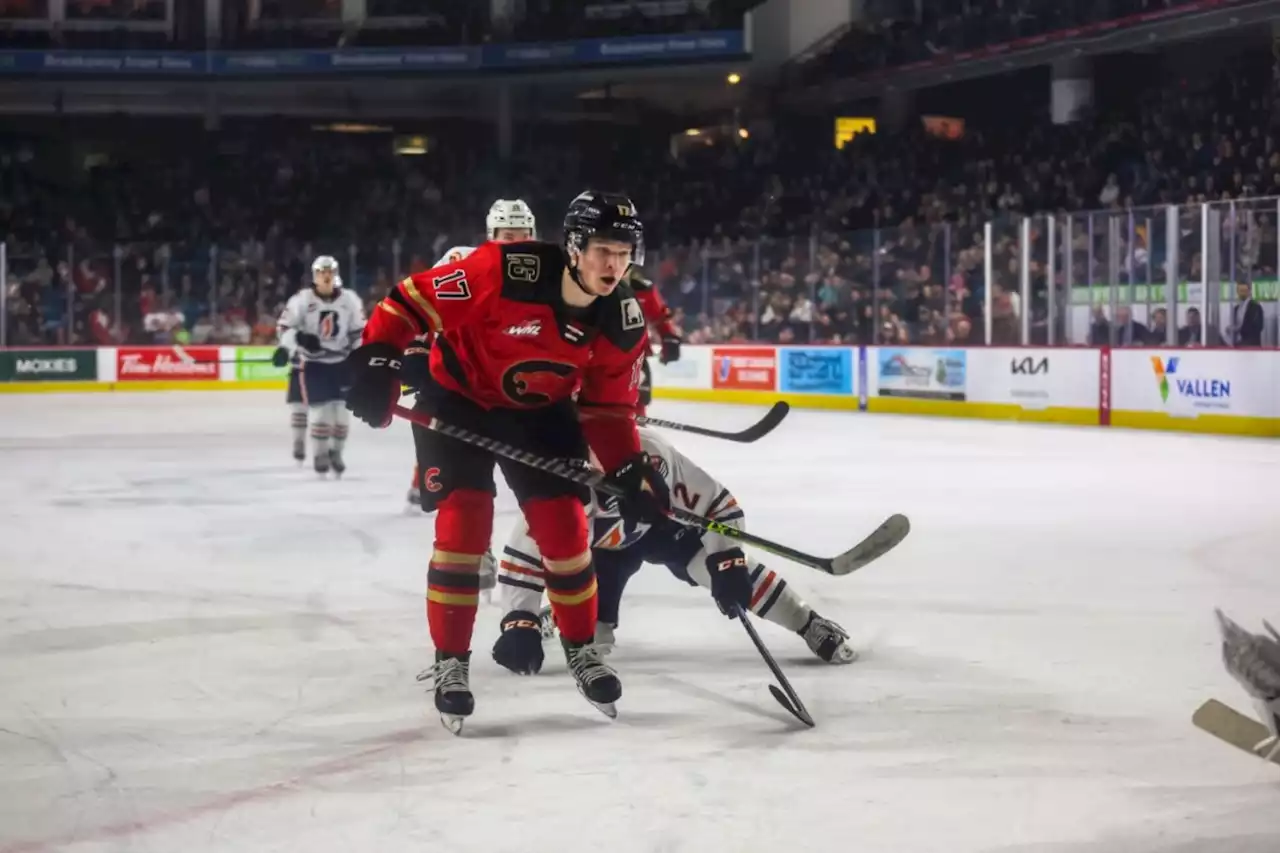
[706,548,752,619]
[400,340,432,391]
[492,610,545,675]
[295,331,323,354]
[271,345,290,368]
[604,453,670,524]
[345,342,402,428]
[659,335,682,364]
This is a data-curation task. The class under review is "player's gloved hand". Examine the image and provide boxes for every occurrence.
[706,548,752,619]
[401,340,432,391]
[271,346,290,368]
[659,335,681,364]
[492,610,545,675]
[295,331,323,354]
[604,452,670,524]
[345,342,402,428]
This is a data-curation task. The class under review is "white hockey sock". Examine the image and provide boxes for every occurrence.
[746,562,811,633]
[310,411,331,458]
[328,401,350,453]
[496,545,546,614]
[290,403,308,445]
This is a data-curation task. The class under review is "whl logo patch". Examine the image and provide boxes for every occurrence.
[504,319,541,337]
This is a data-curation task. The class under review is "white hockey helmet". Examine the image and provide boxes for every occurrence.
[486,199,536,239]
[312,255,339,274]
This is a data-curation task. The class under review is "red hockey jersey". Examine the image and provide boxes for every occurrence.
[363,240,648,470]
[630,271,678,339]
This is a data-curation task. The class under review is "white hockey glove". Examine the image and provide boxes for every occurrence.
[1216,609,1280,760]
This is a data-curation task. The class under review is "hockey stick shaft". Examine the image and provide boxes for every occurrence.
[636,401,789,443]
[734,604,814,727]
[391,405,907,576]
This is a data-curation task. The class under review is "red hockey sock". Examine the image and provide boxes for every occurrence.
[544,563,598,644]
[426,489,493,655]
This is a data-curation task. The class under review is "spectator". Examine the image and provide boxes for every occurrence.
[1229,281,1264,347]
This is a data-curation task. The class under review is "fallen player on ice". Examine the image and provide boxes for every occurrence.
[486,427,857,675]
[1195,609,1280,764]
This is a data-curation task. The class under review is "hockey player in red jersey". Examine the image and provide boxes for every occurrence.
[346,191,687,732]
[627,269,681,414]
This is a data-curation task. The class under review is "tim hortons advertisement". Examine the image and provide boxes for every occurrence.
[877,347,967,401]
[117,346,220,381]
[711,347,776,391]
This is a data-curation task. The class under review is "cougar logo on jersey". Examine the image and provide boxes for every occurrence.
[504,319,542,338]
[620,297,644,331]
[506,253,540,282]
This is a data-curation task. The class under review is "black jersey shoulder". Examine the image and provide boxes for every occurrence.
[497,242,567,303]
[592,279,647,353]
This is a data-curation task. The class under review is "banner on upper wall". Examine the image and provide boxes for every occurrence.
[235,346,288,381]
[117,346,220,381]
[876,347,967,400]
[779,347,853,394]
[711,347,777,391]
[0,349,96,382]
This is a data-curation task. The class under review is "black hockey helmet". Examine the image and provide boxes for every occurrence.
[563,190,645,268]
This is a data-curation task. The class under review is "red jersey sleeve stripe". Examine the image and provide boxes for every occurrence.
[399,277,444,332]
[385,288,431,334]
[376,299,421,336]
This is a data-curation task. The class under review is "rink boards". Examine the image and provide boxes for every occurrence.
[0,343,1277,437]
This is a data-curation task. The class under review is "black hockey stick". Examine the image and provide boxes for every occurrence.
[734,604,814,728]
[392,405,910,577]
[637,401,790,444]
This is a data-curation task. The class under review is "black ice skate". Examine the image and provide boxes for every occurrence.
[561,636,621,719]
[328,448,345,477]
[292,439,305,464]
[405,487,422,513]
[416,651,474,735]
[799,612,857,664]
[313,452,330,478]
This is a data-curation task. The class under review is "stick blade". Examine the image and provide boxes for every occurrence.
[826,513,911,576]
[736,401,790,442]
[769,685,816,728]
[1192,699,1280,765]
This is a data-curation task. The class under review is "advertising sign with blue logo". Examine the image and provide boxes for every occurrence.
[877,348,967,400]
[779,348,854,395]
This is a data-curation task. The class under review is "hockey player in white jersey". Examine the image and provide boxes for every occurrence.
[405,198,537,509]
[489,429,857,675]
[275,255,366,477]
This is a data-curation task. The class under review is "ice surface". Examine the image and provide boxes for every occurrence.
[1,391,1277,853]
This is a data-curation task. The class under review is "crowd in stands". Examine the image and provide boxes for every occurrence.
[805,0,1211,85]
[2,5,1279,350]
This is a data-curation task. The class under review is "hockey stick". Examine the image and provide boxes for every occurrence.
[636,401,790,443]
[734,603,814,727]
[392,405,910,577]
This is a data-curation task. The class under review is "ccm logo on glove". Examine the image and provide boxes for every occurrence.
[716,553,748,573]
[367,356,402,369]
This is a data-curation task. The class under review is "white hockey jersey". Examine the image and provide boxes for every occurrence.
[500,428,744,574]
[435,245,475,266]
[276,287,367,365]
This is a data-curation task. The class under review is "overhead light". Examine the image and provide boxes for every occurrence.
[738,128,749,139]
[685,128,701,136]
[726,72,741,85]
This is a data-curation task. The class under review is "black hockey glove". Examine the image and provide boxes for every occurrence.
[492,610,545,675]
[400,340,432,391]
[345,342,402,428]
[604,452,670,524]
[659,335,682,364]
[271,345,290,368]
[294,331,323,354]
[706,548,752,619]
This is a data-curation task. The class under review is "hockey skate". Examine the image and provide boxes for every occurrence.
[800,612,858,664]
[405,487,422,513]
[537,606,614,651]
[328,448,345,477]
[292,439,305,464]
[417,651,474,735]
[561,636,621,718]
[313,453,330,478]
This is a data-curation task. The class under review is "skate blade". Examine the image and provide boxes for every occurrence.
[588,700,617,720]
[439,713,466,736]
